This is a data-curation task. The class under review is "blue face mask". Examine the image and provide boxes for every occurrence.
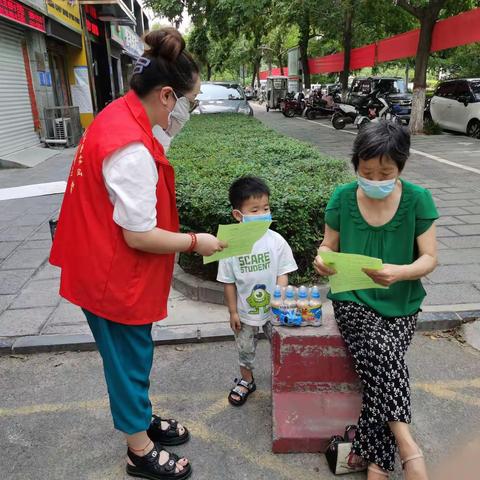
[357,175,397,199]
[241,212,272,223]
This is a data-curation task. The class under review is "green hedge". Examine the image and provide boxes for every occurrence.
[168,113,353,284]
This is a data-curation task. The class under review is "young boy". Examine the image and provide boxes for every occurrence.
[217,176,297,406]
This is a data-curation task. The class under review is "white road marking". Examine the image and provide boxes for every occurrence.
[294,117,480,175]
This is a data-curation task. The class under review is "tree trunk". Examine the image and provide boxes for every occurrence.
[339,1,353,99]
[207,63,212,81]
[251,62,257,89]
[298,6,310,90]
[408,3,446,134]
[278,56,284,76]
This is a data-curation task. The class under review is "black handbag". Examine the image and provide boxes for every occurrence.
[325,425,367,475]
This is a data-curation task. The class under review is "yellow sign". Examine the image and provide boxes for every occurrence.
[46,0,81,33]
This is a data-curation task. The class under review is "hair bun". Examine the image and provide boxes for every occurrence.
[144,27,185,62]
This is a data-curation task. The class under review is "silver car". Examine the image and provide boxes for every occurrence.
[194,82,253,115]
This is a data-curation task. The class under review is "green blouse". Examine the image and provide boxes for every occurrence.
[325,179,439,318]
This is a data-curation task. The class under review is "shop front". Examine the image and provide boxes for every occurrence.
[45,0,93,128]
[0,0,46,159]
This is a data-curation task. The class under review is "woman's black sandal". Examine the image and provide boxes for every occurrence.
[147,415,190,445]
[228,377,256,406]
[126,442,192,480]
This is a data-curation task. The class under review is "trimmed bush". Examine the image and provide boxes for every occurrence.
[168,114,353,284]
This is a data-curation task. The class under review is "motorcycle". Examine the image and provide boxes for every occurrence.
[331,103,357,129]
[280,92,306,117]
[354,94,401,129]
[332,92,400,130]
[304,90,340,120]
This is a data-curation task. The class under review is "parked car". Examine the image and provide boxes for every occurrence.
[348,77,412,123]
[194,82,253,115]
[429,78,480,138]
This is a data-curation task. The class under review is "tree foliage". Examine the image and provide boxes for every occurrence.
[145,0,480,102]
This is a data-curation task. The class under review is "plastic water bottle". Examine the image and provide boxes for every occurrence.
[284,286,297,309]
[284,285,302,326]
[309,286,322,326]
[297,286,310,326]
[271,285,284,326]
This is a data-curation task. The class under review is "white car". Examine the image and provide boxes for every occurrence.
[429,78,480,138]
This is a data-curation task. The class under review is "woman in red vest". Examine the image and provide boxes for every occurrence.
[50,28,224,480]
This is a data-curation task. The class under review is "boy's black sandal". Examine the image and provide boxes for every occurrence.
[147,415,190,445]
[126,442,192,480]
[228,377,256,406]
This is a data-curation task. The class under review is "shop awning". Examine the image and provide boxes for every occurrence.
[79,0,135,24]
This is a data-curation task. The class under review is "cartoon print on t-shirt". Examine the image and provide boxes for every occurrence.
[247,284,271,315]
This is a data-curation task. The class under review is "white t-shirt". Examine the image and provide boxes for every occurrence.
[102,142,158,232]
[217,229,298,326]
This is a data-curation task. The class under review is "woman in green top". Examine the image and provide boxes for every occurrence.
[314,121,438,480]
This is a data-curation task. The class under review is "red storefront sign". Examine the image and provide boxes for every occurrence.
[0,0,46,32]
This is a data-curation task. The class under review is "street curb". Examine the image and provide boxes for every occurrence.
[1,309,478,355]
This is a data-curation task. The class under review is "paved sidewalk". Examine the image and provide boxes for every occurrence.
[0,149,230,352]
[1,114,479,354]
[253,103,480,314]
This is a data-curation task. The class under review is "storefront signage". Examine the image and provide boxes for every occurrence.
[85,4,99,37]
[46,0,81,33]
[0,0,46,32]
[111,24,144,58]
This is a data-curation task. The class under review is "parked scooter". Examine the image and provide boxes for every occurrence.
[280,92,306,117]
[332,92,399,129]
[354,93,401,129]
[331,103,358,129]
[304,89,340,120]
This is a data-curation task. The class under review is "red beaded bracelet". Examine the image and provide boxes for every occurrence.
[186,233,197,253]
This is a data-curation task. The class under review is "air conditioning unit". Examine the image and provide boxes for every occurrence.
[44,107,83,148]
[51,117,71,144]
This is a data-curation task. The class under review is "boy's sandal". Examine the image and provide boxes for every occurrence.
[368,465,389,477]
[126,442,192,480]
[228,377,256,406]
[401,449,424,470]
[147,415,190,446]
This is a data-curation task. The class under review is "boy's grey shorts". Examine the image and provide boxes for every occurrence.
[234,321,272,371]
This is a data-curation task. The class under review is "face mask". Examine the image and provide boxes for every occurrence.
[357,175,397,199]
[165,92,190,138]
[238,212,273,223]
[152,125,172,153]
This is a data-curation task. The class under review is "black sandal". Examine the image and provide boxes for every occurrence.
[126,442,192,480]
[147,415,190,446]
[228,377,256,406]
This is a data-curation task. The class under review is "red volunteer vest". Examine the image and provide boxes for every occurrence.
[50,91,179,325]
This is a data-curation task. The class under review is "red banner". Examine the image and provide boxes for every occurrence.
[259,67,289,80]
[308,52,343,74]
[431,7,480,52]
[261,7,480,76]
[0,0,46,32]
[376,30,419,63]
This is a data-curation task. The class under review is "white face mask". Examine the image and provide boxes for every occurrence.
[165,92,191,138]
[152,125,172,152]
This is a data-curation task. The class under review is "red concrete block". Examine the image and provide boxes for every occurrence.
[272,391,363,453]
[271,313,362,453]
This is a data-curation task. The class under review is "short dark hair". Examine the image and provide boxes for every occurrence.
[351,121,410,172]
[130,27,199,97]
[229,176,270,210]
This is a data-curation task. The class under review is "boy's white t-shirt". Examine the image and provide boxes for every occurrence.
[217,229,297,327]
